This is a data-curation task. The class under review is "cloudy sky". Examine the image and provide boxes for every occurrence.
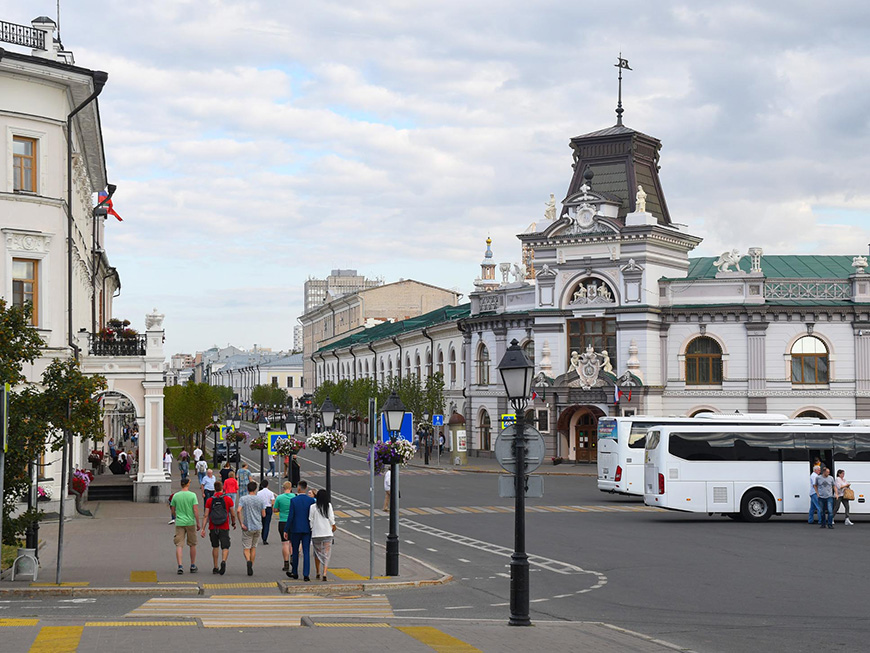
[5,1,870,354]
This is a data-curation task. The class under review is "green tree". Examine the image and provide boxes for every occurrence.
[0,299,43,385]
[251,384,287,408]
[163,383,223,450]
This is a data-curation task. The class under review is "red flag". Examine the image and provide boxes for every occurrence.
[97,191,122,221]
[531,391,538,401]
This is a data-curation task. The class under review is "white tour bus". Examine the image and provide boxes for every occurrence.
[597,414,799,496]
[643,424,870,521]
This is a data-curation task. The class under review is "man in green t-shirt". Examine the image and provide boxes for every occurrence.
[170,478,201,574]
[273,481,297,572]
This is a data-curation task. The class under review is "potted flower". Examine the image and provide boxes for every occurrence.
[226,430,248,444]
[37,485,52,502]
[368,439,417,475]
[306,431,347,454]
[273,437,306,457]
[249,436,268,451]
[551,456,564,466]
[71,469,93,495]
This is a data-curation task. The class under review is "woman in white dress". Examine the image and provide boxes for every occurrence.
[163,448,173,474]
[309,489,336,581]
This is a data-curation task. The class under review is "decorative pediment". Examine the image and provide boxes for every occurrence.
[567,278,616,306]
[536,263,557,278]
[3,229,53,253]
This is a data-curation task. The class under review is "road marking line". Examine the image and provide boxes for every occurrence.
[443,606,473,610]
[457,558,471,563]
[130,570,158,583]
[314,623,391,627]
[394,608,428,612]
[202,582,276,589]
[334,510,353,518]
[328,568,367,581]
[490,602,509,606]
[426,548,438,552]
[405,540,415,545]
[397,626,482,652]
[29,626,83,652]
[0,618,39,626]
[85,621,194,627]
[530,598,549,603]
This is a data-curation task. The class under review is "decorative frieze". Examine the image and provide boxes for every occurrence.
[3,229,53,253]
[765,281,851,300]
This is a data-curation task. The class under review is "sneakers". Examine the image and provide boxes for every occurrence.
[212,567,220,574]
[177,565,184,575]
[283,561,289,572]
[846,518,854,526]
[286,572,298,579]
[247,560,253,576]
[828,525,834,529]
[168,519,175,525]
[220,561,226,575]
[190,565,198,573]
[303,576,310,582]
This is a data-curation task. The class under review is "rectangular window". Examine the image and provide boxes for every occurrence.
[287,377,294,388]
[567,318,617,368]
[12,258,38,325]
[271,376,278,387]
[537,409,549,432]
[13,136,37,192]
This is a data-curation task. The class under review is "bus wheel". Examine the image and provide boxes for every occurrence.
[741,490,773,522]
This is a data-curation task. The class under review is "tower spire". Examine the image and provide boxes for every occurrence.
[614,53,632,126]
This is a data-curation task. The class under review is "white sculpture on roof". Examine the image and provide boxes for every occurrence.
[498,262,511,284]
[853,256,868,274]
[635,185,647,213]
[713,249,744,273]
[544,193,556,221]
[512,263,526,283]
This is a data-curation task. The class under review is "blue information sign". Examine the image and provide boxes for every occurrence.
[432,414,444,426]
[380,412,413,443]
[268,431,287,455]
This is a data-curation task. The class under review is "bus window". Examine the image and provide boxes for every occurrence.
[628,424,650,449]
[645,431,660,450]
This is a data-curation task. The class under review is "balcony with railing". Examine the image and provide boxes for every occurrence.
[88,333,147,356]
[0,19,47,50]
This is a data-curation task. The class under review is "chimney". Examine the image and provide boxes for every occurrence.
[30,16,60,60]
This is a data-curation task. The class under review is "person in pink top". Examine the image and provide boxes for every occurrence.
[834,469,854,526]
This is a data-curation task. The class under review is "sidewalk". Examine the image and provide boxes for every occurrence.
[0,493,449,596]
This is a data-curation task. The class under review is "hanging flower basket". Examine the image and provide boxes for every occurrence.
[206,422,221,433]
[37,485,52,502]
[226,430,248,444]
[273,437,306,456]
[88,450,104,465]
[71,469,93,495]
[368,439,417,476]
[306,431,347,455]
[249,436,268,451]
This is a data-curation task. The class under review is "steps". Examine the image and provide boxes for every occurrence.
[88,476,134,501]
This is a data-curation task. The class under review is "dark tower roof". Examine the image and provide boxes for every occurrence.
[563,123,671,225]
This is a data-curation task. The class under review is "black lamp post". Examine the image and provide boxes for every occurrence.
[223,412,232,467]
[284,412,297,481]
[212,410,219,465]
[422,412,431,465]
[498,339,535,627]
[233,411,242,472]
[382,391,405,577]
[257,414,268,483]
[320,397,336,498]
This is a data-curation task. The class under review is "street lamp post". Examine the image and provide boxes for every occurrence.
[233,410,242,472]
[320,397,336,498]
[212,410,219,465]
[257,414,268,483]
[497,338,535,627]
[284,412,297,482]
[422,412,430,465]
[382,391,405,577]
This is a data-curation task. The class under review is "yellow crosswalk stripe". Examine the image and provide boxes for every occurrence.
[0,619,39,627]
[85,622,194,627]
[314,623,391,627]
[202,582,276,589]
[397,626,481,652]
[130,570,158,583]
[29,626,83,652]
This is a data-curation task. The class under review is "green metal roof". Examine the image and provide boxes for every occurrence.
[317,303,471,353]
[677,255,858,281]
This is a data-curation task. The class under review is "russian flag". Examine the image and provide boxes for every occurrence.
[97,191,122,221]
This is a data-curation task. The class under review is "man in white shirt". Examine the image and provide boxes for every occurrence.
[383,468,391,512]
[808,464,821,524]
[257,480,277,545]
[193,446,203,462]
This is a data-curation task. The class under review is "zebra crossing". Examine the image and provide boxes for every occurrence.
[334,503,663,519]
[307,468,457,477]
[126,595,394,628]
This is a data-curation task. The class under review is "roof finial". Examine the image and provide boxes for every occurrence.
[615,53,632,126]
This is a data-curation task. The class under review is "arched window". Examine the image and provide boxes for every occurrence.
[476,343,490,385]
[792,336,829,384]
[387,357,393,379]
[380,359,385,384]
[415,353,421,380]
[426,350,432,377]
[685,336,723,385]
[797,409,827,419]
[364,359,370,378]
[437,349,444,377]
[522,340,535,366]
[449,349,456,386]
[405,354,411,379]
[480,409,492,450]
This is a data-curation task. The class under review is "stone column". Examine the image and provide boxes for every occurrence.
[746,322,768,413]
[135,309,169,501]
[855,323,870,419]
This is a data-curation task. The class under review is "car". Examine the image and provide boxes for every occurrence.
[214,441,241,464]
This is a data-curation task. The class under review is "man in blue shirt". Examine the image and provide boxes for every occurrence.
[284,480,316,581]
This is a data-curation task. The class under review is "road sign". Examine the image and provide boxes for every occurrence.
[218,425,228,441]
[432,414,444,426]
[380,412,413,443]
[494,425,546,475]
[499,474,544,499]
[500,414,516,428]
[268,431,287,456]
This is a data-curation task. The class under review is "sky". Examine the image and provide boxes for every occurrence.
[5,1,870,355]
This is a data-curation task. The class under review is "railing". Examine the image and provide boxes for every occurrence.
[0,20,47,50]
[88,334,147,356]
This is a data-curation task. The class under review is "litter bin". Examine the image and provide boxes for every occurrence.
[149,485,160,503]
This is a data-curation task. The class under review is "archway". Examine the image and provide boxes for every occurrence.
[557,405,606,463]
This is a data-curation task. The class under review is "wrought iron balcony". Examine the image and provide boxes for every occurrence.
[0,20,47,50]
[88,333,147,356]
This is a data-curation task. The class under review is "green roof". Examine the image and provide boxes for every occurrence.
[317,303,471,353]
[678,255,858,281]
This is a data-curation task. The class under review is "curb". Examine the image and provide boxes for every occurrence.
[0,585,202,597]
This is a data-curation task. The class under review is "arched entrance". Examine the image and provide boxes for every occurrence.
[557,405,606,463]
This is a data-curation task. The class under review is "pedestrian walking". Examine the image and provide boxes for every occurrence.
[834,469,855,526]
[224,470,239,507]
[196,458,208,486]
[268,454,276,477]
[815,467,835,529]
[383,467,391,512]
[258,480,277,545]
[274,481,297,572]
[285,480,316,581]
[200,480,236,575]
[193,445,203,463]
[109,437,116,460]
[202,469,217,502]
[170,478,200,574]
[808,464,821,524]
[438,432,445,456]
[220,462,232,483]
[238,463,252,493]
[310,489,336,581]
[290,455,301,491]
[237,481,266,576]
[179,448,190,483]
[163,448,173,474]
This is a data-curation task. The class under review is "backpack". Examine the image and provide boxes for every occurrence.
[210,495,228,526]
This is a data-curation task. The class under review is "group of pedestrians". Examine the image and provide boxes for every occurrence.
[809,461,855,529]
[170,475,336,579]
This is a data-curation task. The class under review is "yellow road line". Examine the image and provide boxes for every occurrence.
[30,582,89,587]
[202,582,276,589]
[314,623,391,627]
[29,626,83,652]
[85,621,195,627]
[156,581,199,585]
[334,510,352,518]
[463,507,483,513]
[396,626,481,652]
[0,619,39,627]
[130,570,158,583]
[407,507,428,515]
[328,568,367,581]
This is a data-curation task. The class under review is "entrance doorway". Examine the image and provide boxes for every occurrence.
[573,411,598,463]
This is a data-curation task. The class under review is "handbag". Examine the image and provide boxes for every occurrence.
[843,488,855,501]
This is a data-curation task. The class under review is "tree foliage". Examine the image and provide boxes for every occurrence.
[251,384,288,407]
[164,383,227,450]
[0,299,43,385]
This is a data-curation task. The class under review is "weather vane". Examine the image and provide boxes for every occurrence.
[615,53,632,126]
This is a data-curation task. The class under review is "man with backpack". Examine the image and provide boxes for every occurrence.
[200,479,236,575]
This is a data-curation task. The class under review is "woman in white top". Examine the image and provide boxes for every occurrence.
[163,448,173,474]
[834,469,854,525]
[309,489,336,581]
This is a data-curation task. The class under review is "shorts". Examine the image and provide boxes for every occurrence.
[173,525,197,547]
[278,522,289,542]
[241,529,261,549]
[209,529,231,549]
